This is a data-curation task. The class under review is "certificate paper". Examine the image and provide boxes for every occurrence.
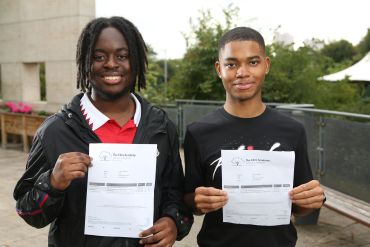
[222,150,295,226]
[85,143,157,237]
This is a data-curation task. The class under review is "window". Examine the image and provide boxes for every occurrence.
[39,63,46,101]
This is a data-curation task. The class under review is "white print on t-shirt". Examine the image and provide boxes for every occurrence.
[210,142,281,180]
[269,142,280,151]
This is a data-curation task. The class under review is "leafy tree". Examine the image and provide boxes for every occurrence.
[314,80,359,109]
[139,46,167,104]
[263,43,329,103]
[262,43,368,114]
[140,45,180,104]
[356,28,370,56]
[321,39,356,63]
[150,5,370,115]
[168,5,239,100]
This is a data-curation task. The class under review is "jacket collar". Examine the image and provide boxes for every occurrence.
[61,93,168,143]
[79,93,141,131]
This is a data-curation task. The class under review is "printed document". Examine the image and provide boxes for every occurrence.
[222,150,295,226]
[85,143,157,237]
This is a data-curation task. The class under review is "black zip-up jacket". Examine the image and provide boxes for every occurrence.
[14,93,192,247]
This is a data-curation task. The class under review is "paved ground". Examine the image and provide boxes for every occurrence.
[0,148,369,247]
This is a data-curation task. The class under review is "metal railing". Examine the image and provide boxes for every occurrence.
[160,100,370,203]
[275,106,370,203]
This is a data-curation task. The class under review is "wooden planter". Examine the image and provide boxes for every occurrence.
[0,112,47,152]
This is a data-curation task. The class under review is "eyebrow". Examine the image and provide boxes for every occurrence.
[223,55,261,61]
[223,57,238,62]
[94,47,129,53]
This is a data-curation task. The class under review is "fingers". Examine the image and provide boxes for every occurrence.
[59,152,92,165]
[139,217,176,247]
[57,152,92,169]
[290,180,323,199]
[194,192,228,211]
[291,186,323,200]
[195,201,227,213]
[140,228,165,247]
[51,152,92,190]
[61,164,89,178]
[290,180,319,194]
[196,187,227,196]
[195,193,227,204]
[292,194,325,208]
[194,187,228,213]
[290,180,325,209]
[139,225,157,240]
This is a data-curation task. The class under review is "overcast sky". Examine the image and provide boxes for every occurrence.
[96,0,370,59]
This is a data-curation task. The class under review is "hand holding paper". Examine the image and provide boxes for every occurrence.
[139,217,177,246]
[194,187,228,214]
[51,152,92,190]
[290,180,325,209]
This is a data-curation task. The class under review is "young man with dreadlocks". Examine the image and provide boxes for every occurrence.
[14,16,192,247]
[183,27,325,247]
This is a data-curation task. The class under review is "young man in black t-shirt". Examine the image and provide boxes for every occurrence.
[184,27,325,247]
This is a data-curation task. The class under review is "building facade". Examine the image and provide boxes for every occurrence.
[0,0,95,112]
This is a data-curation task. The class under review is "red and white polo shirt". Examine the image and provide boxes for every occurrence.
[80,93,141,144]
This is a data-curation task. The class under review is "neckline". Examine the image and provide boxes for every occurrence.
[218,106,269,121]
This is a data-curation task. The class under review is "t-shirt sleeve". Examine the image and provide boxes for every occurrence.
[293,125,314,187]
[184,127,204,193]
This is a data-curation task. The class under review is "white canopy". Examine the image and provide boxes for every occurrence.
[320,52,370,82]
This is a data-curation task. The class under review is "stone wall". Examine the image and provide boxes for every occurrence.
[0,0,95,112]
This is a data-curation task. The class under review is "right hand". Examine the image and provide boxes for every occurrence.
[194,187,228,214]
[50,152,92,191]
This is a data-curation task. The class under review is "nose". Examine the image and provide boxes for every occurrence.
[105,55,118,69]
[236,65,249,78]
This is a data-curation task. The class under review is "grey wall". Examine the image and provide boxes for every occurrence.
[0,0,95,112]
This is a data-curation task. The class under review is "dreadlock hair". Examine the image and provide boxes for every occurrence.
[218,27,266,55]
[76,16,148,92]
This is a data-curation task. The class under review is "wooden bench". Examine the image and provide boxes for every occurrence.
[0,112,46,153]
[322,185,370,227]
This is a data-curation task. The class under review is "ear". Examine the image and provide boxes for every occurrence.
[264,56,271,75]
[215,61,221,78]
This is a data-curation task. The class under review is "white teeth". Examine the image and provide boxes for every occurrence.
[104,76,120,80]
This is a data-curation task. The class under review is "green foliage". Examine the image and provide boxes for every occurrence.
[263,44,329,103]
[167,5,239,100]
[318,82,370,115]
[141,6,370,115]
[324,59,354,74]
[39,63,46,101]
[356,28,370,56]
[140,46,166,104]
[262,43,369,115]
[37,110,49,116]
[139,45,180,104]
[314,80,358,108]
[320,39,356,63]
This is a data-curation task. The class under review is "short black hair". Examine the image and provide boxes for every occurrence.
[218,27,265,54]
[76,16,148,92]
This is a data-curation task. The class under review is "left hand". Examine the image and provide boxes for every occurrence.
[139,217,177,247]
[289,180,325,209]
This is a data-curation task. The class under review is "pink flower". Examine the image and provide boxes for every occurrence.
[20,105,33,113]
[5,101,33,114]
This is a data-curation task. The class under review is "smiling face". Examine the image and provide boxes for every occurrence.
[216,40,270,105]
[90,27,132,101]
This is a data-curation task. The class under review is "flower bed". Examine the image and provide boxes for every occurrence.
[1,101,48,152]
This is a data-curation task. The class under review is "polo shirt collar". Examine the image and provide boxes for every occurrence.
[80,93,141,131]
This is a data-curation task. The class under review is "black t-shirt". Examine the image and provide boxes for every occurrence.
[184,107,313,247]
